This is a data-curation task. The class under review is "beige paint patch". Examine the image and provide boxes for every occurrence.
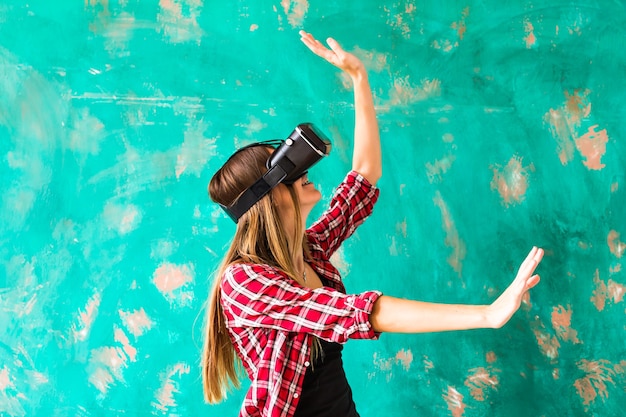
[490,156,533,206]
[432,7,470,53]
[114,327,137,362]
[591,269,609,311]
[607,230,625,258]
[426,154,456,183]
[423,356,435,372]
[388,77,441,107]
[0,366,13,391]
[153,363,191,412]
[573,359,623,408]
[278,0,309,28]
[175,119,217,178]
[433,191,466,277]
[395,349,413,371]
[352,47,389,73]
[153,263,194,307]
[465,367,499,401]
[372,349,413,381]
[591,269,624,311]
[87,346,129,394]
[157,0,204,44]
[544,90,591,165]
[72,292,102,342]
[120,308,153,337]
[451,7,470,40]
[329,247,351,277]
[236,115,267,138]
[523,19,537,48]
[607,280,625,304]
[530,318,561,361]
[383,2,417,39]
[69,108,106,155]
[575,125,609,170]
[551,304,581,343]
[443,385,466,417]
[102,202,142,235]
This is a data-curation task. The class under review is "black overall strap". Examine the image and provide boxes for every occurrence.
[221,158,295,222]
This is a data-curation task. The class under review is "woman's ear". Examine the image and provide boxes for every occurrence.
[271,184,289,209]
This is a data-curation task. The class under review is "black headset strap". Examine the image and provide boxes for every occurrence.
[221,158,295,222]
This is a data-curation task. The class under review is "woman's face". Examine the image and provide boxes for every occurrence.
[292,172,322,210]
[272,174,322,219]
[268,148,321,219]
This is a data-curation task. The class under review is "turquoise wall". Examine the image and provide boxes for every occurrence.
[1,1,624,416]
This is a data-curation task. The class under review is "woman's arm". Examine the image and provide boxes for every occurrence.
[300,31,382,186]
[370,247,544,333]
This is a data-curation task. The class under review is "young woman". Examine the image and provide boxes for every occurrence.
[202,31,544,417]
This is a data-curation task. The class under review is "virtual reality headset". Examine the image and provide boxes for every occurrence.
[221,123,332,222]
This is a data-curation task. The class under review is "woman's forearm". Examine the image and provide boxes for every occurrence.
[370,295,492,333]
[351,71,381,186]
[298,31,382,185]
[370,248,544,334]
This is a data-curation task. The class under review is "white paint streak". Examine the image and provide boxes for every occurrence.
[175,119,217,178]
[0,366,13,390]
[102,202,142,235]
[152,363,190,412]
[150,239,178,259]
[372,349,414,381]
[279,0,309,28]
[114,327,137,362]
[152,262,195,307]
[387,77,441,107]
[72,292,102,342]
[157,0,204,44]
[235,115,267,138]
[120,308,153,337]
[329,247,351,277]
[395,349,413,371]
[69,108,106,155]
[87,347,129,394]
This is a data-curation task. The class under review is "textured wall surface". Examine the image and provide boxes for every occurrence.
[1,1,625,416]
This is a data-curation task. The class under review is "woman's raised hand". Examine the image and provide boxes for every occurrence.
[299,30,365,79]
[486,246,544,328]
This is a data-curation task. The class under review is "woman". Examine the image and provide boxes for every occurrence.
[202,31,544,417]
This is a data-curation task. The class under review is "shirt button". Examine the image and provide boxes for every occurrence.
[304,361,310,367]
[294,393,299,399]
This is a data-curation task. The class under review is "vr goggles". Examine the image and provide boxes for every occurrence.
[221,123,332,222]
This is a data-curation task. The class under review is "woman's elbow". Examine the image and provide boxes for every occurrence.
[356,166,382,186]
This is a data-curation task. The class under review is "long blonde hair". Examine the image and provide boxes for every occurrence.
[202,144,310,403]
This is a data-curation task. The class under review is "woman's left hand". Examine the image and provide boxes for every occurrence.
[299,30,365,79]
[486,246,544,328]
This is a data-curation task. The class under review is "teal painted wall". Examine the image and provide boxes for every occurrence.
[1,1,624,416]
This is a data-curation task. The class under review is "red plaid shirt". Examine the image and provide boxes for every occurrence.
[220,171,382,417]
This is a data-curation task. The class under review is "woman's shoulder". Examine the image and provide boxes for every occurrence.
[224,261,284,281]
[220,261,295,298]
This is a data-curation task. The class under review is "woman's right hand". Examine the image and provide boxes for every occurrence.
[299,30,365,79]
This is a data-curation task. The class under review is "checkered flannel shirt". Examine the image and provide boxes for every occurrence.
[220,170,382,417]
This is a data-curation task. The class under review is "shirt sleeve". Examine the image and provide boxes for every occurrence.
[221,263,382,343]
[307,170,380,260]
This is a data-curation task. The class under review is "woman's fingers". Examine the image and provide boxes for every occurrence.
[526,274,541,290]
[299,30,361,74]
[325,37,344,54]
[299,31,331,57]
[517,247,544,281]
